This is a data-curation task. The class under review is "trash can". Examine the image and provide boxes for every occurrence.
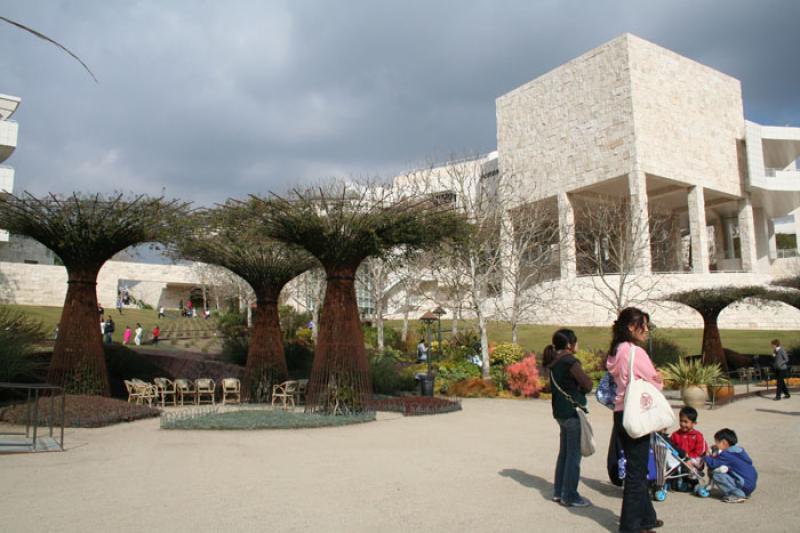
[416,373,434,397]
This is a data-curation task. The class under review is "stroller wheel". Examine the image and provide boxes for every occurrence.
[654,489,667,502]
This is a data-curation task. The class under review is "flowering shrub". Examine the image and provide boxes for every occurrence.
[575,349,606,384]
[507,355,542,397]
[447,378,498,397]
[371,396,461,416]
[490,343,525,366]
[437,359,481,393]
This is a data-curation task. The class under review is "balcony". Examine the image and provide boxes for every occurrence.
[0,120,19,164]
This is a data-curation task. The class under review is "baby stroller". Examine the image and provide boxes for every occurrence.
[615,433,710,501]
[649,433,710,501]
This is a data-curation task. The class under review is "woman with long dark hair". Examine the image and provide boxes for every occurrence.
[606,308,664,533]
[544,329,593,507]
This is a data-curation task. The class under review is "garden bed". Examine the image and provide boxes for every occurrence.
[0,394,160,428]
[371,396,461,416]
[161,408,376,430]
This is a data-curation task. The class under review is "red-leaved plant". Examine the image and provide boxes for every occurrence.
[507,355,541,398]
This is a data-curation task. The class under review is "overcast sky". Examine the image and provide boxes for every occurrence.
[1,0,799,207]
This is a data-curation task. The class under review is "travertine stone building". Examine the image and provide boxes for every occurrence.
[0,93,20,243]
[496,33,799,279]
[393,33,800,328]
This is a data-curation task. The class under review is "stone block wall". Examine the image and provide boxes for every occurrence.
[0,259,207,308]
[628,34,745,196]
[496,34,636,201]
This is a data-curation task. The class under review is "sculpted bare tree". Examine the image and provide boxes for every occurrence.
[497,199,562,344]
[254,183,465,413]
[664,286,767,370]
[358,257,391,350]
[574,194,675,316]
[176,201,316,401]
[400,156,503,380]
[0,192,188,394]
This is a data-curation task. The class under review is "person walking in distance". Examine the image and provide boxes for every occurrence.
[134,323,143,346]
[771,339,791,400]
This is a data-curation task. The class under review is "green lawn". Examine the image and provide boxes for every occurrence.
[2,304,222,354]
[6,305,797,357]
[387,319,799,356]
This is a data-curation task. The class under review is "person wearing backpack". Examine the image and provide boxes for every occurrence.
[544,329,593,508]
[606,308,664,533]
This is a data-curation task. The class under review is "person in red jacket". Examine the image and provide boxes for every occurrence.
[152,324,160,345]
[670,406,707,491]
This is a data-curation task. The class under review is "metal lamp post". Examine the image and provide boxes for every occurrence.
[432,306,446,363]
[419,311,437,396]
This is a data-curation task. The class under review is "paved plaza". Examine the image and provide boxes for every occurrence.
[1,395,797,532]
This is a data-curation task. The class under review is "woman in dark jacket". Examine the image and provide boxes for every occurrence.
[544,328,593,508]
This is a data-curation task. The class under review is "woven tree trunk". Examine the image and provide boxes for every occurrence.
[245,288,288,402]
[48,269,110,395]
[700,311,727,371]
[306,267,372,414]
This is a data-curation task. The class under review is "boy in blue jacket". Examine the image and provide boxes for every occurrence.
[703,428,758,503]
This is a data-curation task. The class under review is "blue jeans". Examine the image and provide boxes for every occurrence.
[712,469,747,498]
[554,416,582,504]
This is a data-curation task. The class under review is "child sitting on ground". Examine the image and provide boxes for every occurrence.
[702,428,758,503]
[669,406,707,490]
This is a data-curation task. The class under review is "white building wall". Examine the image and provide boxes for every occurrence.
[0,259,209,308]
[496,34,637,201]
[628,34,745,196]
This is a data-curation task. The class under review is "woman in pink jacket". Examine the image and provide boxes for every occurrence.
[606,307,664,533]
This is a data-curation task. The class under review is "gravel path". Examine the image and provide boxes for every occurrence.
[1,395,797,532]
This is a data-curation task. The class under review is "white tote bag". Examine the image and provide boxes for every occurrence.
[622,345,675,439]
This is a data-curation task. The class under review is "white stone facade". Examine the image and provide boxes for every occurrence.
[391,33,800,329]
[0,259,209,309]
[0,93,20,243]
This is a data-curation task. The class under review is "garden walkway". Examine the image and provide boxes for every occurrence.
[0,395,797,532]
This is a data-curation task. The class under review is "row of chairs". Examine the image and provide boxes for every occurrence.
[124,378,241,407]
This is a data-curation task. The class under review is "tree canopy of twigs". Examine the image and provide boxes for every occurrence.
[663,286,767,370]
[575,194,675,315]
[253,182,467,414]
[0,192,190,394]
[174,200,317,401]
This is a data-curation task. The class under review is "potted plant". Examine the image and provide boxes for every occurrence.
[662,358,727,410]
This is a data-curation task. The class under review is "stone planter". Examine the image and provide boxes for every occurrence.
[681,385,707,410]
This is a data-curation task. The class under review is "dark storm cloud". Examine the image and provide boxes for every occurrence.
[0,0,798,206]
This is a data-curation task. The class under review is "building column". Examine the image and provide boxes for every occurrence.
[724,218,736,259]
[628,171,651,274]
[558,192,576,279]
[794,208,800,255]
[737,196,757,272]
[688,186,709,274]
[767,218,777,260]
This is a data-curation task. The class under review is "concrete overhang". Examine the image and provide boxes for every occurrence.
[0,94,21,121]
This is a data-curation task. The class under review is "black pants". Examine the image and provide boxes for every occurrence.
[775,368,790,398]
[614,411,657,533]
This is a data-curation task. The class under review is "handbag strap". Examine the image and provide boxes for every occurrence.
[627,344,636,385]
[550,367,588,414]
